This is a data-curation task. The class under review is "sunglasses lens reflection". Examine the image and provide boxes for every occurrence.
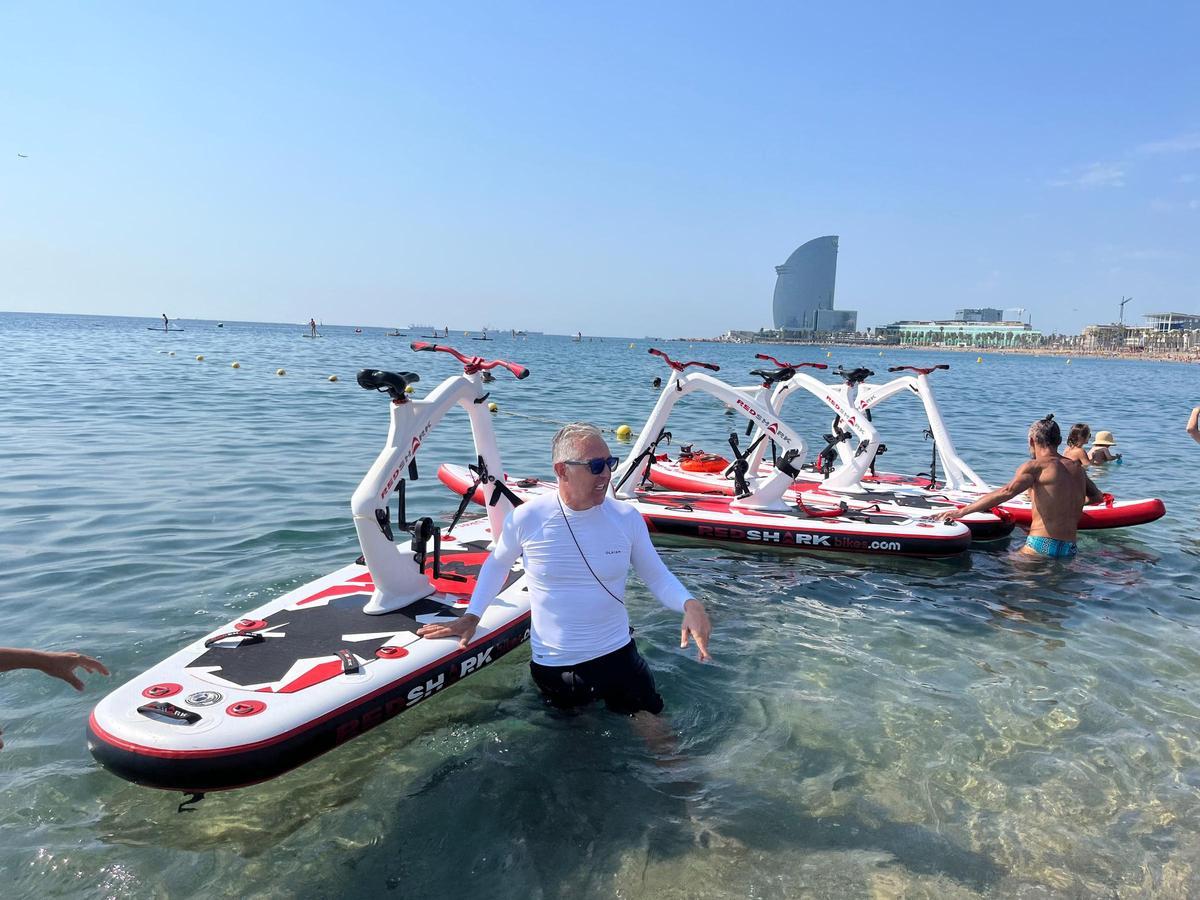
[586,456,619,475]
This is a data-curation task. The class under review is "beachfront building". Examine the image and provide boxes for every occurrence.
[880,319,1041,347]
[772,236,858,333]
[1081,312,1200,352]
[1144,312,1200,332]
[1082,323,1152,350]
[954,307,1004,323]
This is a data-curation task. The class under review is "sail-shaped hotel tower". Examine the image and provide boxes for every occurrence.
[772,236,857,332]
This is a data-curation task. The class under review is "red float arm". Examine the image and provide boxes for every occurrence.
[754,353,829,370]
[886,364,950,375]
[410,342,530,379]
[648,347,720,372]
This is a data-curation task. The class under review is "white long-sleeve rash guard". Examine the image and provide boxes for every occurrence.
[466,493,692,666]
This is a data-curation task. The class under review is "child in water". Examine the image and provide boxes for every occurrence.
[1089,431,1121,464]
[1063,423,1092,466]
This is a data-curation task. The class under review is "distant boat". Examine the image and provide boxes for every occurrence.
[573,332,582,342]
[385,330,405,337]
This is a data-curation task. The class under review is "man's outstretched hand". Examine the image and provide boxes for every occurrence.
[417,614,480,650]
[931,508,963,522]
[681,599,711,662]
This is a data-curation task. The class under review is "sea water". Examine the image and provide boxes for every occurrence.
[1,311,1197,898]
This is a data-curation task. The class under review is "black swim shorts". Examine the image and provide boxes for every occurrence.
[529,639,664,715]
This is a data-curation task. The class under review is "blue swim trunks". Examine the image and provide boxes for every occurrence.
[1024,535,1077,558]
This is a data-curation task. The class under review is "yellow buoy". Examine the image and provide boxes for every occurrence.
[628,343,635,349]
[615,424,632,440]
[276,368,286,376]
[826,351,832,358]
[231,361,241,369]
[196,354,204,361]
[976,357,982,363]
[328,374,338,382]
[1067,359,1072,365]
[878,351,883,356]
[487,402,498,413]
[404,384,415,394]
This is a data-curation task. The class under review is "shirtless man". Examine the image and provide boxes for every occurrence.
[934,415,1104,558]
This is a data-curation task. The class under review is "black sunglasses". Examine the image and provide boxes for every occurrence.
[564,456,619,475]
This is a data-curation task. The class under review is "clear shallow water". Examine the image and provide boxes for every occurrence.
[1,311,1198,898]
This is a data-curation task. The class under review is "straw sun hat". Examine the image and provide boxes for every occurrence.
[1092,430,1117,446]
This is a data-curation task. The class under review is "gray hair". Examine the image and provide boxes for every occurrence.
[552,422,604,464]
[1028,414,1061,448]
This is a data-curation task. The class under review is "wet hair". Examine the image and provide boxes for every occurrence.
[1066,423,1090,448]
[1028,414,1061,448]
[552,422,605,464]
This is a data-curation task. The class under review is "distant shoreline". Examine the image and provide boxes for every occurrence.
[699,338,1199,364]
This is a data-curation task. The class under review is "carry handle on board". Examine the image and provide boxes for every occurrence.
[409,342,530,379]
[648,347,720,373]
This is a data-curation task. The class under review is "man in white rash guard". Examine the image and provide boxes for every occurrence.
[418,423,711,715]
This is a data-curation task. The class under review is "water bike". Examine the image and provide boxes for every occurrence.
[648,359,1165,531]
[439,349,973,558]
[639,356,1011,542]
[88,343,533,796]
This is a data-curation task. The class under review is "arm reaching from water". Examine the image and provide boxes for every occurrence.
[1189,407,1200,445]
[0,648,109,690]
[0,648,109,751]
[932,462,1037,521]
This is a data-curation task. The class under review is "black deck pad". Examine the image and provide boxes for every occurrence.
[187,594,462,688]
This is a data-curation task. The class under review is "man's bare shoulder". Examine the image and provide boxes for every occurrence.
[1057,456,1087,477]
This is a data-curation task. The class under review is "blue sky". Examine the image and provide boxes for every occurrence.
[2,2,1197,335]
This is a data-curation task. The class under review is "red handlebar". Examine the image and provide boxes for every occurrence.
[410,342,530,379]
[648,347,720,373]
[886,364,950,375]
[754,353,829,370]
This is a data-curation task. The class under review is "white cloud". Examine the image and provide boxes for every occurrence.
[1137,134,1200,155]
[1049,162,1125,189]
